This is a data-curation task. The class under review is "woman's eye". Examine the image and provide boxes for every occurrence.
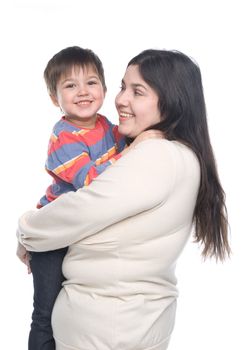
[134,90,142,96]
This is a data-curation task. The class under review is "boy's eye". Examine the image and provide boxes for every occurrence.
[88,80,98,85]
[65,83,75,88]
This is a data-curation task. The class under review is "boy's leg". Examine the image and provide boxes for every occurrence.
[28,247,68,350]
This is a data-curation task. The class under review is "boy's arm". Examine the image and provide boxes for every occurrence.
[47,131,121,189]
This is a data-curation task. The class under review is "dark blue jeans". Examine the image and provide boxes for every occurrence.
[28,247,68,350]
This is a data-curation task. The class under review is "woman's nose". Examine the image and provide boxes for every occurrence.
[115,91,129,107]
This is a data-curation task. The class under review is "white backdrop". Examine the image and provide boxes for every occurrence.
[1,0,242,349]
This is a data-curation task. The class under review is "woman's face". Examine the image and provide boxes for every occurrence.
[115,64,161,138]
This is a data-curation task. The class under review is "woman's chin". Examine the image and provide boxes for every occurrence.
[118,125,129,137]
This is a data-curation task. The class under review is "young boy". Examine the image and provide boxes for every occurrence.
[19,46,125,350]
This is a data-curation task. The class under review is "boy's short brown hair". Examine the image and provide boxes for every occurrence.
[44,46,106,96]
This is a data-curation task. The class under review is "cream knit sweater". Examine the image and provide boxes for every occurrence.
[18,139,200,350]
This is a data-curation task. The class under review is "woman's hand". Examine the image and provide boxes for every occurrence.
[16,241,31,274]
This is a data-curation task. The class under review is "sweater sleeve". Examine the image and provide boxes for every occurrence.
[17,139,177,251]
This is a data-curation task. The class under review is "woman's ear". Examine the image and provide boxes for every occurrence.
[50,94,59,107]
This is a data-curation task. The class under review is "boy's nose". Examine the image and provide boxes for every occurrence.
[77,85,88,95]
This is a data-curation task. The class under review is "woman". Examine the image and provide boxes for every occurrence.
[17,49,230,350]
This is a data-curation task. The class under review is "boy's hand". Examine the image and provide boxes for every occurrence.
[132,130,164,147]
[120,130,164,156]
[16,242,31,274]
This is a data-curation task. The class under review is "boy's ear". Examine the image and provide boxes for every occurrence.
[50,94,59,107]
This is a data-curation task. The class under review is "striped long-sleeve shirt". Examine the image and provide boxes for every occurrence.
[38,114,126,208]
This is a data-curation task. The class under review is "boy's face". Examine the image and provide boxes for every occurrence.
[51,65,105,128]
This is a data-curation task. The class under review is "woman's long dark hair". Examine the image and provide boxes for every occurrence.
[127,49,230,261]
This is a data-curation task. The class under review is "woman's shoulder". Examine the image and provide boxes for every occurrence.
[131,138,200,176]
[133,138,196,159]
